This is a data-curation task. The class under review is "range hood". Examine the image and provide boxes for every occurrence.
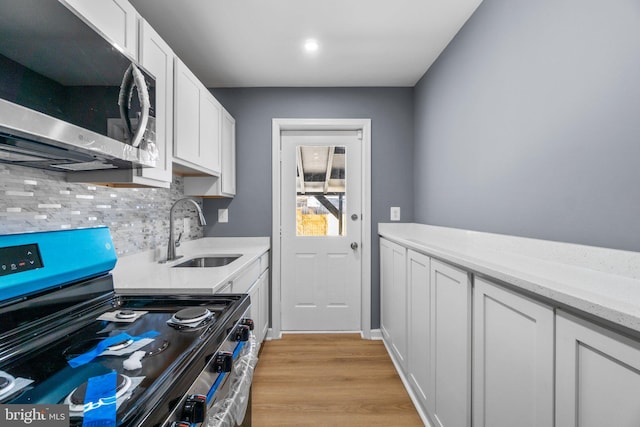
[0,99,157,171]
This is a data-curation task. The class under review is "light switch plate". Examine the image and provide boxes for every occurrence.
[390,207,401,221]
[218,209,229,223]
[183,217,191,235]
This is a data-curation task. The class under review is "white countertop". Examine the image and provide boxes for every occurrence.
[379,223,640,333]
[112,237,270,294]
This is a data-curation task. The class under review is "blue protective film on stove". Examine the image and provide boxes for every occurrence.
[0,227,117,302]
[68,331,159,368]
[82,371,117,427]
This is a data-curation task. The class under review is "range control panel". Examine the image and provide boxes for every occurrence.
[0,243,43,276]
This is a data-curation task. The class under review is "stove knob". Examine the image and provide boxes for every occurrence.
[241,318,255,331]
[182,394,206,424]
[233,325,250,342]
[212,351,233,373]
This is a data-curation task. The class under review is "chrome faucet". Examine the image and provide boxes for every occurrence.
[165,197,207,262]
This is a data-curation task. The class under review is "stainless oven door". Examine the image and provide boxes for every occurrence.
[163,321,258,427]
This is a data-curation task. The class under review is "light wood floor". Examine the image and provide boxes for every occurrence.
[251,334,424,426]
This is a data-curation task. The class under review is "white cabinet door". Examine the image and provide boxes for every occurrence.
[136,19,173,185]
[380,238,408,371]
[473,278,554,427]
[556,311,640,427]
[220,109,236,196]
[247,269,269,344]
[407,250,430,408]
[199,92,222,174]
[429,259,471,427]
[183,108,235,197]
[61,0,138,58]
[258,269,269,343]
[248,279,261,341]
[174,58,202,167]
[173,58,221,176]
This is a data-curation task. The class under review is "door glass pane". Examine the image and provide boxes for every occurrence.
[296,145,346,236]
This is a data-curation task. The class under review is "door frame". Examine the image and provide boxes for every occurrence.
[271,118,372,340]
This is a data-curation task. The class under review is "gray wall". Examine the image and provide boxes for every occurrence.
[203,87,415,328]
[414,0,640,252]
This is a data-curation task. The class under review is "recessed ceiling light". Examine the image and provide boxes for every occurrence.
[304,39,319,52]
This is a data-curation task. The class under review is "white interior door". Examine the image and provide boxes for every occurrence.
[280,130,362,331]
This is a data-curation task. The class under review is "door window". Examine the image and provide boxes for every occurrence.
[295,145,347,237]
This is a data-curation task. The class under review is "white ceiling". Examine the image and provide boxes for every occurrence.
[129,0,482,88]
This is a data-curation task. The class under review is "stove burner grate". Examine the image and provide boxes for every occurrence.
[115,310,136,320]
[63,337,135,360]
[168,307,213,329]
[0,372,16,399]
[65,374,132,413]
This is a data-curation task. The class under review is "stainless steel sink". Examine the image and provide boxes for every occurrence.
[172,255,241,268]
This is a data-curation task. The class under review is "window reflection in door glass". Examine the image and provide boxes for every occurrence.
[296,145,346,236]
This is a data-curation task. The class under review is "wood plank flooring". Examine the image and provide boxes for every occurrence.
[251,334,424,426]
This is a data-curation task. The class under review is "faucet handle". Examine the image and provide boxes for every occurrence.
[175,232,183,248]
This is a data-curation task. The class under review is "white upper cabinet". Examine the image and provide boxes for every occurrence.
[199,91,222,173]
[183,106,236,197]
[220,110,236,196]
[173,59,200,166]
[173,58,221,176]
[61,0,138,59]
[135,19,174,185]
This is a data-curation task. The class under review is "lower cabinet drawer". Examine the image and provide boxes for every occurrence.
[231,259,261,293]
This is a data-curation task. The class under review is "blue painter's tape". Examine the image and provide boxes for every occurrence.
[206,341,246,403]
[232,341,245,359]
[0,227,117,302]
[68,331,159,368]
[82,371,117,427]
[207,371,226,403]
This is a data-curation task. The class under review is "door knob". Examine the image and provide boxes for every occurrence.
[351,214,358,221]
[351,242,358,250]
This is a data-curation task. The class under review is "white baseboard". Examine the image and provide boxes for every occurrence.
[369,329,383,340]
[265,328,281,340]
[381,338,433,427]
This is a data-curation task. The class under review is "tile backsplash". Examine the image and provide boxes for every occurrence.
[0,164,203,257]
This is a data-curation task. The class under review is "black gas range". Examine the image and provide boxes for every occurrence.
[0,227,255,426]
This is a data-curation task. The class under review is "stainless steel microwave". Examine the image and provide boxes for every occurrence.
[0,0,158,171]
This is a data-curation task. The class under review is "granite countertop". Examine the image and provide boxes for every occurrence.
[113,237,270,294]
[379,223,640,334]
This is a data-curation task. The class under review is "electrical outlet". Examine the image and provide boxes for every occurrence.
[218,209,229,223]
[183,217,191,235]
[390,207,401,221]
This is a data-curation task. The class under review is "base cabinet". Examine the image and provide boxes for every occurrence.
[473,278,554,427]
[258,269,269,342]
[248,270,269,345]
[380,238,408,370]
[429,259,472,427]
[556,311,640,427]
[380,234,640,427]
[407,250,430,407]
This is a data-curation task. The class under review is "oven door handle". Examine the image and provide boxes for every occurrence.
[205,336,258,426]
